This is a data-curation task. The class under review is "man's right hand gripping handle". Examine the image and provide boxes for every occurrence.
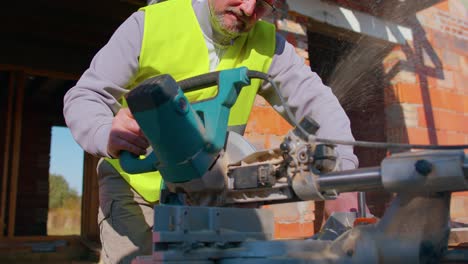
[107,108,149,158]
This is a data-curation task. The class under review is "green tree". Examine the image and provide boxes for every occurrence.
[49,173,80,209]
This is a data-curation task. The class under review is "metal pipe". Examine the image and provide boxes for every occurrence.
[358,192,367,218]
[464,155,468,178]
[317,167,382,193]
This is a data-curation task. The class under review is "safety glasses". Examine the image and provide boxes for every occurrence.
[255,0,275,18]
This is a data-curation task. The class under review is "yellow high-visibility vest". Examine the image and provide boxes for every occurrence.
[106,0,276,202]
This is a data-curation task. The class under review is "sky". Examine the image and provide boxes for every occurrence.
[49,126,84,195]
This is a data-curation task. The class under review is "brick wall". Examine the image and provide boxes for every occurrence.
[383,3,468,146]
[245,1,319,239]
[385,0,468,224]
[246,0,468,238]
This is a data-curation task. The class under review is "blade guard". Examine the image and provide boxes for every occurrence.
[119,67,251,183]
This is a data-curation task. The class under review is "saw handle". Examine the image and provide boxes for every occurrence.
[177,70,269,93]
[119,150,158,174]
[118,67,262,179]
[177,72,220,93]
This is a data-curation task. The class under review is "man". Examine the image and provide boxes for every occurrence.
[63,0,359,263]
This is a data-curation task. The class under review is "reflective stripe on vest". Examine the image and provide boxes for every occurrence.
[106,0,276,203]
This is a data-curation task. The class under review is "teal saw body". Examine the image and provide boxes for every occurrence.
[119,67,251,183]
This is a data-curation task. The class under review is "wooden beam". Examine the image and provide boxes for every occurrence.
[0,72,15,236]
[81,153,100,242]
[7,72,25,237]
[0,38,95,76]
[0,234,81,242]
[0,65,79,81]
[286,0,413,44]
[0,65,80,81]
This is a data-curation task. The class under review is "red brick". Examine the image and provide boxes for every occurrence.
[247,107,272,134]
[425,74,439,90]
[454,74,468,95]
[460,57,468,77]
[464,96,468,113]
[453,191,468,197]
[406,127,431,144]
[392,69,418,85]
[300,202,315,222]
[429,89,464,113]
[464,116,468,134]
[274,222,315,239]
[434,131,465,145]
[253,95,268,107]
[266,202,316,223]
[266,134,287,149]
[392,83,423,104]
[417,108,466,133]
[406,127,467,146]
[267,203,301,223]
[439,70,456,89]
[263,134,272,149]
[451,195,468,221]
[425,68,457,92]
[434,1,450,12]
[434,130,450,145]
[445,132,466,145]
[434,48,460,71]
[431,31,449,50]
[451,36,468,57]
[247,106,292,135]
[442,50,461,71]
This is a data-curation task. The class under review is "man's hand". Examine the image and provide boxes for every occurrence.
[107,108,149,158]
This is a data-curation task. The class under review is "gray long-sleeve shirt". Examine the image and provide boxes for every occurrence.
[63,0,358,170]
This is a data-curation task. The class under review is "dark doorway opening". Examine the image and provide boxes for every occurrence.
[307,31,392,217]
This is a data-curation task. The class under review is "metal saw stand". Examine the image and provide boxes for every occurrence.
[132,192,468,263]
[132,150,468,264]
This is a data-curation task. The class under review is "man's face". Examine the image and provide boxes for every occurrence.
[208,0,274,37]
